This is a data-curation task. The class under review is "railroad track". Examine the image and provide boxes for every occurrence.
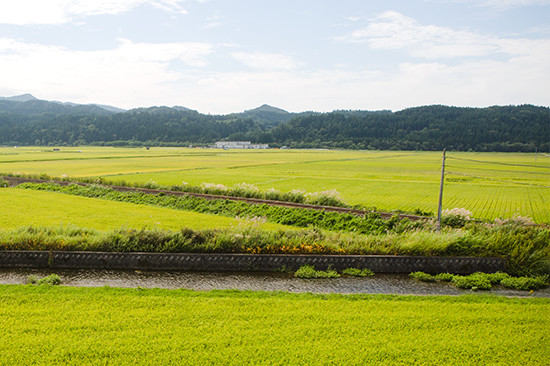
[3,176,428,221]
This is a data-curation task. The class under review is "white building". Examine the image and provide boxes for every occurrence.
[214,141,269,149]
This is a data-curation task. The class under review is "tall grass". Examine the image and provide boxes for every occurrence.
[3,173,349,207]
[1,221,548,275]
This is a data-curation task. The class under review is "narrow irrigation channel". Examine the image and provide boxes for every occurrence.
[1,268,548,297]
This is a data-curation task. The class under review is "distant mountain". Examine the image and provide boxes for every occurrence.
[0,99,114,116]
[0,93,547,152]
[53,100,126,114]
[230,104,315,127]
[0,94,124,115]
[263,104,549,151]
[172,106,198,113]
[241,105,290,125]
[0,93,38,102]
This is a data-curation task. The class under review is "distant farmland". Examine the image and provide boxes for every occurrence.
[1,147,548,223]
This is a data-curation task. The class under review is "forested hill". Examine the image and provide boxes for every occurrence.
[263,105,549,152]
[0,98,548,152]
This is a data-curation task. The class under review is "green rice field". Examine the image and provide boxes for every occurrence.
[0,188,284,231]
[0,286,548,365]
[1,146,548,222]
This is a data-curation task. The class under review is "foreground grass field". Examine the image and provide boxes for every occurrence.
[0,285,548,365]
[0,188,285,231]
[1,146,548,222]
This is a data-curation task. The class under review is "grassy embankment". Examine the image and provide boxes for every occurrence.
[1,147,548,275]
[2,187,549,276]
[1,147,548,222]
[0,286,548,365]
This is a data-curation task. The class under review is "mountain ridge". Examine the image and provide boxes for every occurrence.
[0,94,547,152]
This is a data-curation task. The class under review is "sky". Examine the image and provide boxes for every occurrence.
[0,0,549,114]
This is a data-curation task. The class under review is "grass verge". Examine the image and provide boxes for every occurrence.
[1,221,548,276]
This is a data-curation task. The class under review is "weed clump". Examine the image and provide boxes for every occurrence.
[409,271,549,291]
[342,268,374,277]
[500,275,549,291]
[434,273,454,282]
[27,274,61,286]
[451,274,492,290]
[409,272,436,282]
[294,265,340,279]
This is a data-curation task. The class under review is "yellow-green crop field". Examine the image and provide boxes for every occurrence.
[0,188,285,232]
[1,146,548,222]
[0,286,548,365]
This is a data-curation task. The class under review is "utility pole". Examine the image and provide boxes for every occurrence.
[436,149,446,231]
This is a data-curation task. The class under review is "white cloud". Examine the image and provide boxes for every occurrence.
[0,38,211,106]
[0,0,187,25]
[162,51,550,114]
[480,0,550,6]
[332,12,550,110]
[443,0,550,9]
[2,35,548,112]
[337,10,550,64]
[203,13,226,29]
[338,11,503,58]
[1,16,549,114]
[231,52,302,70]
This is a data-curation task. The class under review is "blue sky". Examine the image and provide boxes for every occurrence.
[0,0,549,113]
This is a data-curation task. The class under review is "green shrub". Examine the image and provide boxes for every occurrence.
[434,273,454,282]
[409,272,435,282]
[484,272,510,284]
[294,265,317,278]
[451,274,492,290]
[412,271,548,292]
[500,276,549,291]
[294,265,340,279]
[31,274,62,286]
[342,268,374,277]
[317,269,340,278]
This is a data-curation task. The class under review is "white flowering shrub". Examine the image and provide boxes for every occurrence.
[441,208,472,227]
[200,182,228,195]
[229,182,260,198]
[143,179,160,189]
[494,214,535,227]
[264,187,282,200]
[282,189,307,203]
[306,189,345,207]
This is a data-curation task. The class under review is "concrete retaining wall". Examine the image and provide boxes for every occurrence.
[0,251,506,274]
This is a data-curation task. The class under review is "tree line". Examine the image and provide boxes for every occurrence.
[0,100,548,152]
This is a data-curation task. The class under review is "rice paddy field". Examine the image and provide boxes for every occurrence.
[0,188,285,231]
[2,146,548,222]
[0,286,548,365]
[1,147,549,365]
